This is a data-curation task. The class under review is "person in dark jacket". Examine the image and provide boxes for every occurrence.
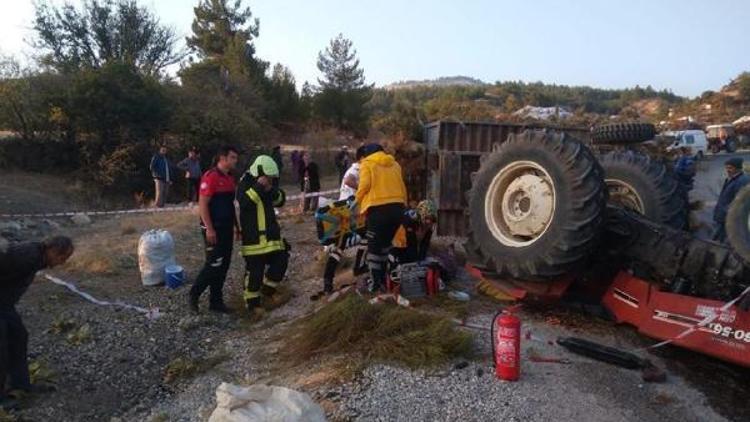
[237,155,289,321]
[189,146,239,314]
[713,157,750,242]
[299,152,321,212]
[334,146,352,184]
[177,147,202,203]
[270,146,284,187]
[0,236,74,411]
[150,146,172,208]
[290,150,301,183]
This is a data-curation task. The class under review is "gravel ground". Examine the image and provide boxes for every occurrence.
[335,313,726,422]
[2,164,747,421]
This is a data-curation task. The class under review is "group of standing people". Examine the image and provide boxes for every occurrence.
[149,146,203,207]
[186,147,289,321]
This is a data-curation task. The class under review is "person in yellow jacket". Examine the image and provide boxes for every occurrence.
[354,143,408,293]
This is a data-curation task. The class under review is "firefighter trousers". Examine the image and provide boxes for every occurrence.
[243,250,289,308]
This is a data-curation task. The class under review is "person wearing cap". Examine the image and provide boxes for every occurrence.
[237,155,290,320]
[354,143,408,293]
[189,145,240,314]
[177,147,202,203]
[1,236,74,411]
[713,157,750,242]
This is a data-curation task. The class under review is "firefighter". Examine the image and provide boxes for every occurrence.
[1,236,74,411]
[189,145,240,314]
[391,199,437,265]
[354,143,408,294]
[237,155,290,320]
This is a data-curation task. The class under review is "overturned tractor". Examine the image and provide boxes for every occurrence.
[462,125,750,367]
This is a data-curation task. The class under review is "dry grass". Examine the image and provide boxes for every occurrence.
[28,359,56,385]
[63,212,197,276]
[286,294,473,369]
[163,353,229,384]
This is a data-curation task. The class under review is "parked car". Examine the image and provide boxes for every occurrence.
[664,129,708,158]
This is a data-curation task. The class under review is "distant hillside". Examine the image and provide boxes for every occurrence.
[668,72,750,125]
[370,78,687,136]
[384,76,486,90]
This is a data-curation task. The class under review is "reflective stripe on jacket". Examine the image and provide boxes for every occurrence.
[237,173,286,256]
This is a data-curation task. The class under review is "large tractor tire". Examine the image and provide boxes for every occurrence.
[465,130,607,280]
[598,151,688,229]
[592,122,656,145]
[727,185,750,264]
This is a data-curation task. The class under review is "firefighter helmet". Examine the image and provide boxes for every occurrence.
[248,155,280,178]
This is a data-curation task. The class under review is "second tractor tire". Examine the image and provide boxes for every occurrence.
[598,151,688,229]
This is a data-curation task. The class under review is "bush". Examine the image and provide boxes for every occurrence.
[0,137,80,172]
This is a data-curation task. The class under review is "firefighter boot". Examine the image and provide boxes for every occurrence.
[261,281,290,311]
[245,298,265,323]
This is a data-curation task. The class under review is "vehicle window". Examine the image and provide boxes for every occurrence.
[685,135,694,144]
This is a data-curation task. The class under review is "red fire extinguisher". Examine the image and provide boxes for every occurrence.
[491,308,521,381]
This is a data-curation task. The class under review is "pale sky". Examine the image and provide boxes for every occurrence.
[2,0,749,97]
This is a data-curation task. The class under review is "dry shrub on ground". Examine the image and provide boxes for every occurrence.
[287,294,473,368]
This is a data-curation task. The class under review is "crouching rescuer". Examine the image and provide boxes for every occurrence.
[238,155,290,320]
[355,144,408,293]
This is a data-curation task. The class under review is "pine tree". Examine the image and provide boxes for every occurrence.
[314,33,372,135]
[186,0,266,79]
[317,34,367,91]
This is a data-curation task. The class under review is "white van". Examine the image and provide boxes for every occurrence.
[664,130,709,158]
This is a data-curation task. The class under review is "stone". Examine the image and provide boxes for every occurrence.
[71,213,92,226]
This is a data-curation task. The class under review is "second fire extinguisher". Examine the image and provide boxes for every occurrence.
[491,308,521,381]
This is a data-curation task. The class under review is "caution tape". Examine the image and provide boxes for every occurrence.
[43,273,162,320]
[0,189,339,219]
[635,284,750,351]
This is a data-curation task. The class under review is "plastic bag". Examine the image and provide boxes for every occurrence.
[208,383,326,422]
[137,229,176,286]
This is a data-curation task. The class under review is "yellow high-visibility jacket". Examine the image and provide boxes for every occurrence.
[355,151,407,214]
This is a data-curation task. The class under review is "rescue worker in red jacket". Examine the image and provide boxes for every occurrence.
[237,155,289,320]
[189,145,240,313]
